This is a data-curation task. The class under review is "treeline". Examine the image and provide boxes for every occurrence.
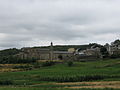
[0,48,36,64]
[0,56,37,64]
[53,45,91,51]
[0,48,20,56]
[34,44,92,51]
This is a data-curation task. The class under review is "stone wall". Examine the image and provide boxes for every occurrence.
[15,47,74,60]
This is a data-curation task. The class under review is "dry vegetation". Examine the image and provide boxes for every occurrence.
[0,64,32,72]
[60,81,120,89]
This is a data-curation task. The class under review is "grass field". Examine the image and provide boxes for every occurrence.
[0,59,120,89]
[0,87,119,90]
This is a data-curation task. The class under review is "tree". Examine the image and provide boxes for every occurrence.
[100,46,109,58]
[67,61,73,67]
[113,39,120,45]
[58,55,63,60]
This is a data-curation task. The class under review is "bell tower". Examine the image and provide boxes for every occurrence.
[50,42,53,60]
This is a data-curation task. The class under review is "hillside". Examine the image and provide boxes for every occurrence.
[34,44,92,51]
[0,59,119,89]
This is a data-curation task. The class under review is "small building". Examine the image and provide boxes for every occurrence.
[75,47,101,61]
[105,42,120,55]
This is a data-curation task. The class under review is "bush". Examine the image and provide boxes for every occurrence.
[0,56,37,64]
[35,75,105,82]
[0,80,13,85]
[13,65,33,70]
[33,62,41,68]
[67,61,73,67]
[110,54,120,59]
[41,61,55,67]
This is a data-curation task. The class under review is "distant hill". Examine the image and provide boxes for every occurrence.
[34,44,91,51]
[0,48,20,57]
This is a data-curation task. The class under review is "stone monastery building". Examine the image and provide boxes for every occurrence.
[16,42,73,60]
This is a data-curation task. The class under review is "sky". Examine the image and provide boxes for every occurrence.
[0,0,120,49]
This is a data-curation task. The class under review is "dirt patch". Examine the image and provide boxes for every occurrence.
[55,81,120,85]
[56,81,120,89]
[66,85,120,89]
[32,81,120,89]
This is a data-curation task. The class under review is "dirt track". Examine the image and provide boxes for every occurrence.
[33,81,120,89]
[55,81,120,89]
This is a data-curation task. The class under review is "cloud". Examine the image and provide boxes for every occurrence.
[0,0,120,49]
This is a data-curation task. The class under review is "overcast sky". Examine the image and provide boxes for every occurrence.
[0,0,120,49]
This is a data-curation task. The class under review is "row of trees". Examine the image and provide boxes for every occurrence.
[0,56,37,64]
[90,39,120,58]
[0,48,37,64]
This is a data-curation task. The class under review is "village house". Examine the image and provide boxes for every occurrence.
[105,42,120,55]
[74,46,101,61]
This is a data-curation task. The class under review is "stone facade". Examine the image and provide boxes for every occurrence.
[15,43,104,61]
[15,42,74,60]
[75,47,101,56]
[105,43,120,55]
[75,47,101,61]
[53,51,73,60]
[16,48,50,60]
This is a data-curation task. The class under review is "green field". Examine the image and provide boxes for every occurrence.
[0,87,119,90]
[0,59,120,89]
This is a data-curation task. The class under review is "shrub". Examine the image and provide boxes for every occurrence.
[13,65,33,70]
[0,80,13,85]
[41,61,55,67]
[67,61,73,67]
[35,75,105,82]
[110,54,120,59]
[33,62,41,68]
